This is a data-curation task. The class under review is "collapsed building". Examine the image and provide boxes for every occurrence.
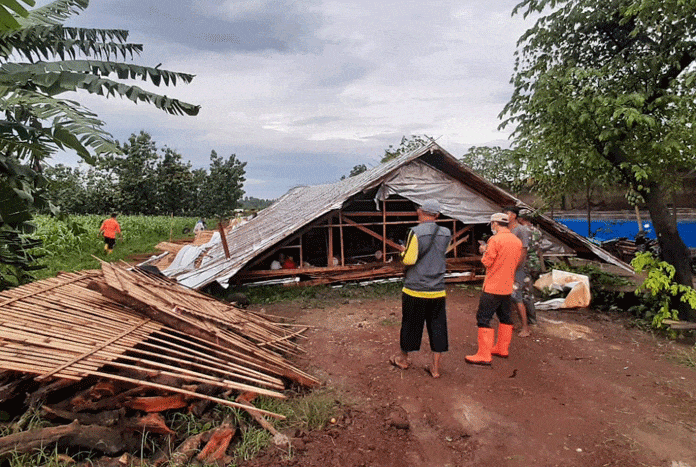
[151,142,630,290]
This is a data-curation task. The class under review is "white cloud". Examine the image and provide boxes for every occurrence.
[52,0,532,199]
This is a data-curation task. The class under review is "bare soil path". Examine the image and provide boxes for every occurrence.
[244,287,696,467]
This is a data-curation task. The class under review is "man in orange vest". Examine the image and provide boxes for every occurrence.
[466,212,522,366]
[99,213,122,254]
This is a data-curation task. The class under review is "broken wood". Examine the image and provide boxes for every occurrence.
[125,394,188,412]
[167,431,206,467]
[235,395,290,447]
[196,424,235,464]
[42,405,122,427]
[0,420,138,457]
[662,319,696,330]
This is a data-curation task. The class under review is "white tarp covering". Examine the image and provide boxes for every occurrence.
[534,269,591,310]
[376,160,501,224]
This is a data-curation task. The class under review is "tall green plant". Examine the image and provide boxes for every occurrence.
[0,0,199,289]
[631,252,696,329]
[501,0,696,319]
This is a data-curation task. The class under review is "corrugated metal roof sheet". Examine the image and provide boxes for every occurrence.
[163,142,631,289]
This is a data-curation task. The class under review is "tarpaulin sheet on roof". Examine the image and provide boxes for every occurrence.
[376,160,501,224]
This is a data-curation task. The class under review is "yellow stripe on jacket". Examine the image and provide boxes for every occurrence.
[401,230,446,298]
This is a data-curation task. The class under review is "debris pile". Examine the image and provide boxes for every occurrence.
[0,262,318,465]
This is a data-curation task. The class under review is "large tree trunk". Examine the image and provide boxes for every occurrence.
[643,182,695,321]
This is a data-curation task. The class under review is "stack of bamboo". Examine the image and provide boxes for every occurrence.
[0,265,318,414]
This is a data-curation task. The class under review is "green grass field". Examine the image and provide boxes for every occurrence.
[29,214,197,280]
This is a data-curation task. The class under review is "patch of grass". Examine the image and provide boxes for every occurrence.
[28,214,196,279]
[234,426,271,461]
[671,347,696,368]
[7,445,75,467]
[242,281,402,307]
[248,389,340,432]
[214,389,340,463]
[167,411,216,437]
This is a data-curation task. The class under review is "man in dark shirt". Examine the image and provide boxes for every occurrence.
[390,199,451,378]
[504,206,533,337]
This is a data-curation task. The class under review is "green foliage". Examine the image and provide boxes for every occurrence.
[198,150,247,219]
[44,132,250,218]
[0,0,199,289]
[502,0,696,285]
[0,0,33,32]
[381,135,433,163]
[242,281,402,306]
[341,163,368,180]
[28,214,196,279]
[460,145,524,187]
[631,252,696,328]
[239,196,274,211]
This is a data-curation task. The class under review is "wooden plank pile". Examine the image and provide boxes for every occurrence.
[233,257,485,287]
[0,263,318,465]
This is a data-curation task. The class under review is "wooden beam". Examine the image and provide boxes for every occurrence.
[339,211,345,266]
[447,234,471,254]
[341,211,417,217]
[342,216,405,252]
[327,216,333,267]
[447,226,474,254]
[218,222,230,259]
[382,199,387,262]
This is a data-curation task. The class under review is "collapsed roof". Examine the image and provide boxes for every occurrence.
[159,142,630,289]
[0,263,318,418]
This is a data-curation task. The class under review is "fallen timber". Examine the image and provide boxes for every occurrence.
[0,263,319,462]
[232,256,485,287]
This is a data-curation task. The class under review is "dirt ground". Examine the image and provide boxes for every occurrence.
[243,286,696,467]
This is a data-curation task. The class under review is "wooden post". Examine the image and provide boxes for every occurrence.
[327,217,334,267]
[299,236,303,268]
[635,205,643,232]
[452,220,458,258]
[339,211,345,266]
[217,222,230,259]
[382,199,387,262]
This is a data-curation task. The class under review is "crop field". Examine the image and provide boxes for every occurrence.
[29,214,197,280]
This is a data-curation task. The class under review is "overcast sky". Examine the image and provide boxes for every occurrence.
[56,0,533,200]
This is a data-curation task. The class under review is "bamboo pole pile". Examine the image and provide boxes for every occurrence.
[97,261,318,387]
[0,267,319,415]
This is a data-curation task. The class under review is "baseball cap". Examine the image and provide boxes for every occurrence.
[420,199,441,214]
[489,212,509,223]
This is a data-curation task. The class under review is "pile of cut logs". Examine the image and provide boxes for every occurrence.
[0,262,317,465]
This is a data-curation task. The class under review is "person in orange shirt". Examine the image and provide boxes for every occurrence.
[99,213,122,254]
[465,212,522,366]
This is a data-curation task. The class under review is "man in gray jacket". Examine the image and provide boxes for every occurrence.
[390,199,451,378]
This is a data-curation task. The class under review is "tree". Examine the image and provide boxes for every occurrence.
[240,196,273,211]
[340,163,367,180]
[501,0,696,320]
[44,163,85,213]
[0,0,198,289]
[103,131,159,214]
[381,135,433,163]
[199,151,246,219]
[460,146,523,188]
[154,147,195,216]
